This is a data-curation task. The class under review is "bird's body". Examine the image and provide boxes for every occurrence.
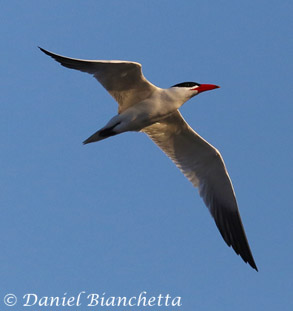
[86,86,196,143]
[39,47,258,271]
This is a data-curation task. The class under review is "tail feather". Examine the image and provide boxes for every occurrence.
[83,125,119,144]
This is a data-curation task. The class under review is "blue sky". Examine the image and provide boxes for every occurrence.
[1,0,293,310]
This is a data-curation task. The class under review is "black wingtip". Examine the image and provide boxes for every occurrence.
[241,250,258,271]
[38,46,50,56]
[249,260,258,272]
[212,207,258,271]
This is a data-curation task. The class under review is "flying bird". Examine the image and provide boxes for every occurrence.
[39,47,258,271]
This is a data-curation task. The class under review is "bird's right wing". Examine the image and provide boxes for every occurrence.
[39,47,157,113]
[143,110,257,270]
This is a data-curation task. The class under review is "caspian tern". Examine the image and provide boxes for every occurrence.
[39,47,258,271]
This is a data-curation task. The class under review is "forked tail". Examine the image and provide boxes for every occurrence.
[83,124,120,144]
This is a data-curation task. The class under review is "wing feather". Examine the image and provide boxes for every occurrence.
[143,110,257,270]
[39,47,156,112]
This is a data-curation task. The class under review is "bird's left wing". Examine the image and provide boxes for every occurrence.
[143,110,257,270]
[39,47,156,113]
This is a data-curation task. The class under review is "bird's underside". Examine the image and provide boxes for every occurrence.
[39,47,258,271]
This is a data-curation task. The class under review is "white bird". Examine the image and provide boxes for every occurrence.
[39,47,258,271]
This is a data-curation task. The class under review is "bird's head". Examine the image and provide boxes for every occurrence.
[171,82,220,100]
